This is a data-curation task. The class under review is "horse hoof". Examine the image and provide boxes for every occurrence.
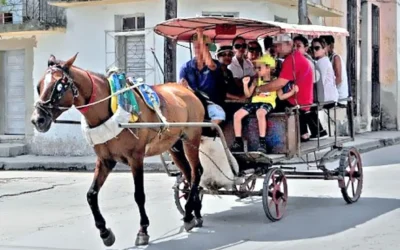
[184,218,196,232]
[195,217,203,228]
[135,232,150,246]
[102,228,116,247]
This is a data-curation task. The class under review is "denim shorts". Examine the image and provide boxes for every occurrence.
[207,103,226,121]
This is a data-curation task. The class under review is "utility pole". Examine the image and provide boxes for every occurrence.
[164,0,177,83]
[298,0,308,24]
[347,0,358,136]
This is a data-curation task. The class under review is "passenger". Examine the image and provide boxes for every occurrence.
[216,45,245,100]
[228,36,256,84]
[247,40,263,66]
[179,28,226,126]
[255,34,313,142]
[321,35,349,105]
[231,55,297,153]
[306,37,338,140]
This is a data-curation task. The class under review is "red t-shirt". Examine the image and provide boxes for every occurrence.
[279,50,313,110]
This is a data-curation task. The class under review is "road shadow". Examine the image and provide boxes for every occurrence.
[123,196,400,250]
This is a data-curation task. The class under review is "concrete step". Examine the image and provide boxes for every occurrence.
[0,135,25,143]
[0,143,28,157]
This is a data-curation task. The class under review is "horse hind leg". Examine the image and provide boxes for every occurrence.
[182,134,204,231]
[87,158,116,247]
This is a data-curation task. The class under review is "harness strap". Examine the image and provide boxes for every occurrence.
[78,72,97,114]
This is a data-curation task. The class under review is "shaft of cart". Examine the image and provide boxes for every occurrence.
[119,122,236,176]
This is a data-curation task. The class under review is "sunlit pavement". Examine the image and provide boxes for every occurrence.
[1,144,400,250]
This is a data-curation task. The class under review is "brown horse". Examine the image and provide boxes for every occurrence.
[31,53,206,247]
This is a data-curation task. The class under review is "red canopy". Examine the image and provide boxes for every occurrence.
[154,16,349,42]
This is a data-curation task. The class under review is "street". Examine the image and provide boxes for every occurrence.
[1,145,400,250]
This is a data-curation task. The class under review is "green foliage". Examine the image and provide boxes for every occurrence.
[0,0,6,5]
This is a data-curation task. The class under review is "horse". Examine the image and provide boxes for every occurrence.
[30,53,206,247]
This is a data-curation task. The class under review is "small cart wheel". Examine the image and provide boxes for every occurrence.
[262,168,288,222]
[173,173,204,216]
[338,147,363,204]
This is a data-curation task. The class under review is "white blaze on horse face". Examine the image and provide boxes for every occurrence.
[44,71,53,89]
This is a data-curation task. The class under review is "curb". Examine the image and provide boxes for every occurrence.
[2,136,400,173]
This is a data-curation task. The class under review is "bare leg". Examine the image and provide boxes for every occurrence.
[87,158,116,247]
[233,109,249,137]
[129,156,150,246]
[256,108,268,137]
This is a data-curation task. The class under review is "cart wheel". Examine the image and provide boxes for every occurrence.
[338,147,363,204]
[173,173,204,216]
[262,168,288,222]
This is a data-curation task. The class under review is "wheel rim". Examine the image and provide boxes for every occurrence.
[266,169,288,220]
[343,149,363,201]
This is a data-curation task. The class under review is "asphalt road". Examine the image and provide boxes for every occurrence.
[1,144,400,250]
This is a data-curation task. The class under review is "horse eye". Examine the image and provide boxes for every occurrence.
[57,83,63,92]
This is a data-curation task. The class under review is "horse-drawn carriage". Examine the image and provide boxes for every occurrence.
[148,16,363,222]
[31,16,362,247]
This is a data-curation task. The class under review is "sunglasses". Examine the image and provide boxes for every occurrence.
[234,43,247,50]
[248,47,259,52]
[218,52,233,57]
[312,46,321,51]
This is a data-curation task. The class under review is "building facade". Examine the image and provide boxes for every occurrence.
[0,0,353,156]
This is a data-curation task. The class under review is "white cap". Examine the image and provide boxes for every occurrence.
[273,34,292,43]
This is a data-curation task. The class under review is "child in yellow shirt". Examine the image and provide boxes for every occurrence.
[231,54,298,153]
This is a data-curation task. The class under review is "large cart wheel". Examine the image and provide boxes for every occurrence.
[173,173,204,216]
[338,147,363,204]
[262,168,288,222]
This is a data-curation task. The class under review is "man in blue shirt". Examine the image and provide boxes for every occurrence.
[179,28,226,126]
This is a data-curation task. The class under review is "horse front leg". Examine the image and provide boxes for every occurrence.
[129,156,150,246]
[87,158,116,247]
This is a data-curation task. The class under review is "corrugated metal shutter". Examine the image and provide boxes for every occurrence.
[4,49,25,135]
[125,35,146,81]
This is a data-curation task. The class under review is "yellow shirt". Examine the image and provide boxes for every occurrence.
[251,78,277,108]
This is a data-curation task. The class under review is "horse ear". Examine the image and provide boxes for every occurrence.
[48,54,56,67]
[63,52,79,69]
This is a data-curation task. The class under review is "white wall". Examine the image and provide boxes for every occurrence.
[29,0,326,156]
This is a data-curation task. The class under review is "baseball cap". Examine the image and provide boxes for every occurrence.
[256,54,276,68]
[273,34,292,43]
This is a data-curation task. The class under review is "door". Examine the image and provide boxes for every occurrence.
[371,4,380,131]
[4,49,26,135]
[125,35,146,81]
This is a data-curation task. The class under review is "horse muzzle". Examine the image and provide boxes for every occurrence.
[31,108,52,133]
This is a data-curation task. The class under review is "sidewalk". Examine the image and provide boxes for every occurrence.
[1,131,400,172]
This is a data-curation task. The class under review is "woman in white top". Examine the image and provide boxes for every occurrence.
[228,36,256,81]
[320,35,349,105]
[306,38,339,140]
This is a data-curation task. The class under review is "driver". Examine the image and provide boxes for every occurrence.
[179,28,226,126]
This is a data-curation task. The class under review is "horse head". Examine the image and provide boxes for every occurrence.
[31,53,79,132]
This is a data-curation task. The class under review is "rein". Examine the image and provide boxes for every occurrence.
[36,65,145,115]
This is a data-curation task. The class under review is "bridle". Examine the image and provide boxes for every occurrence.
[35,63,96,117]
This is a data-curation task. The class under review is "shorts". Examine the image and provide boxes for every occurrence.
[207,103,226,121]
[242,103,274,115]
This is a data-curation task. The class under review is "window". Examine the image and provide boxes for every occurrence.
[122,15,145,31]
[274,15,287,23]
[202,11,239,18]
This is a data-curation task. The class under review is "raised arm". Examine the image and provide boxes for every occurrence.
[243,76,256,98]
[197,28,217,71]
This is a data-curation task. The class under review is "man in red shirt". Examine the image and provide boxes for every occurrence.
[256,34,313,142]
